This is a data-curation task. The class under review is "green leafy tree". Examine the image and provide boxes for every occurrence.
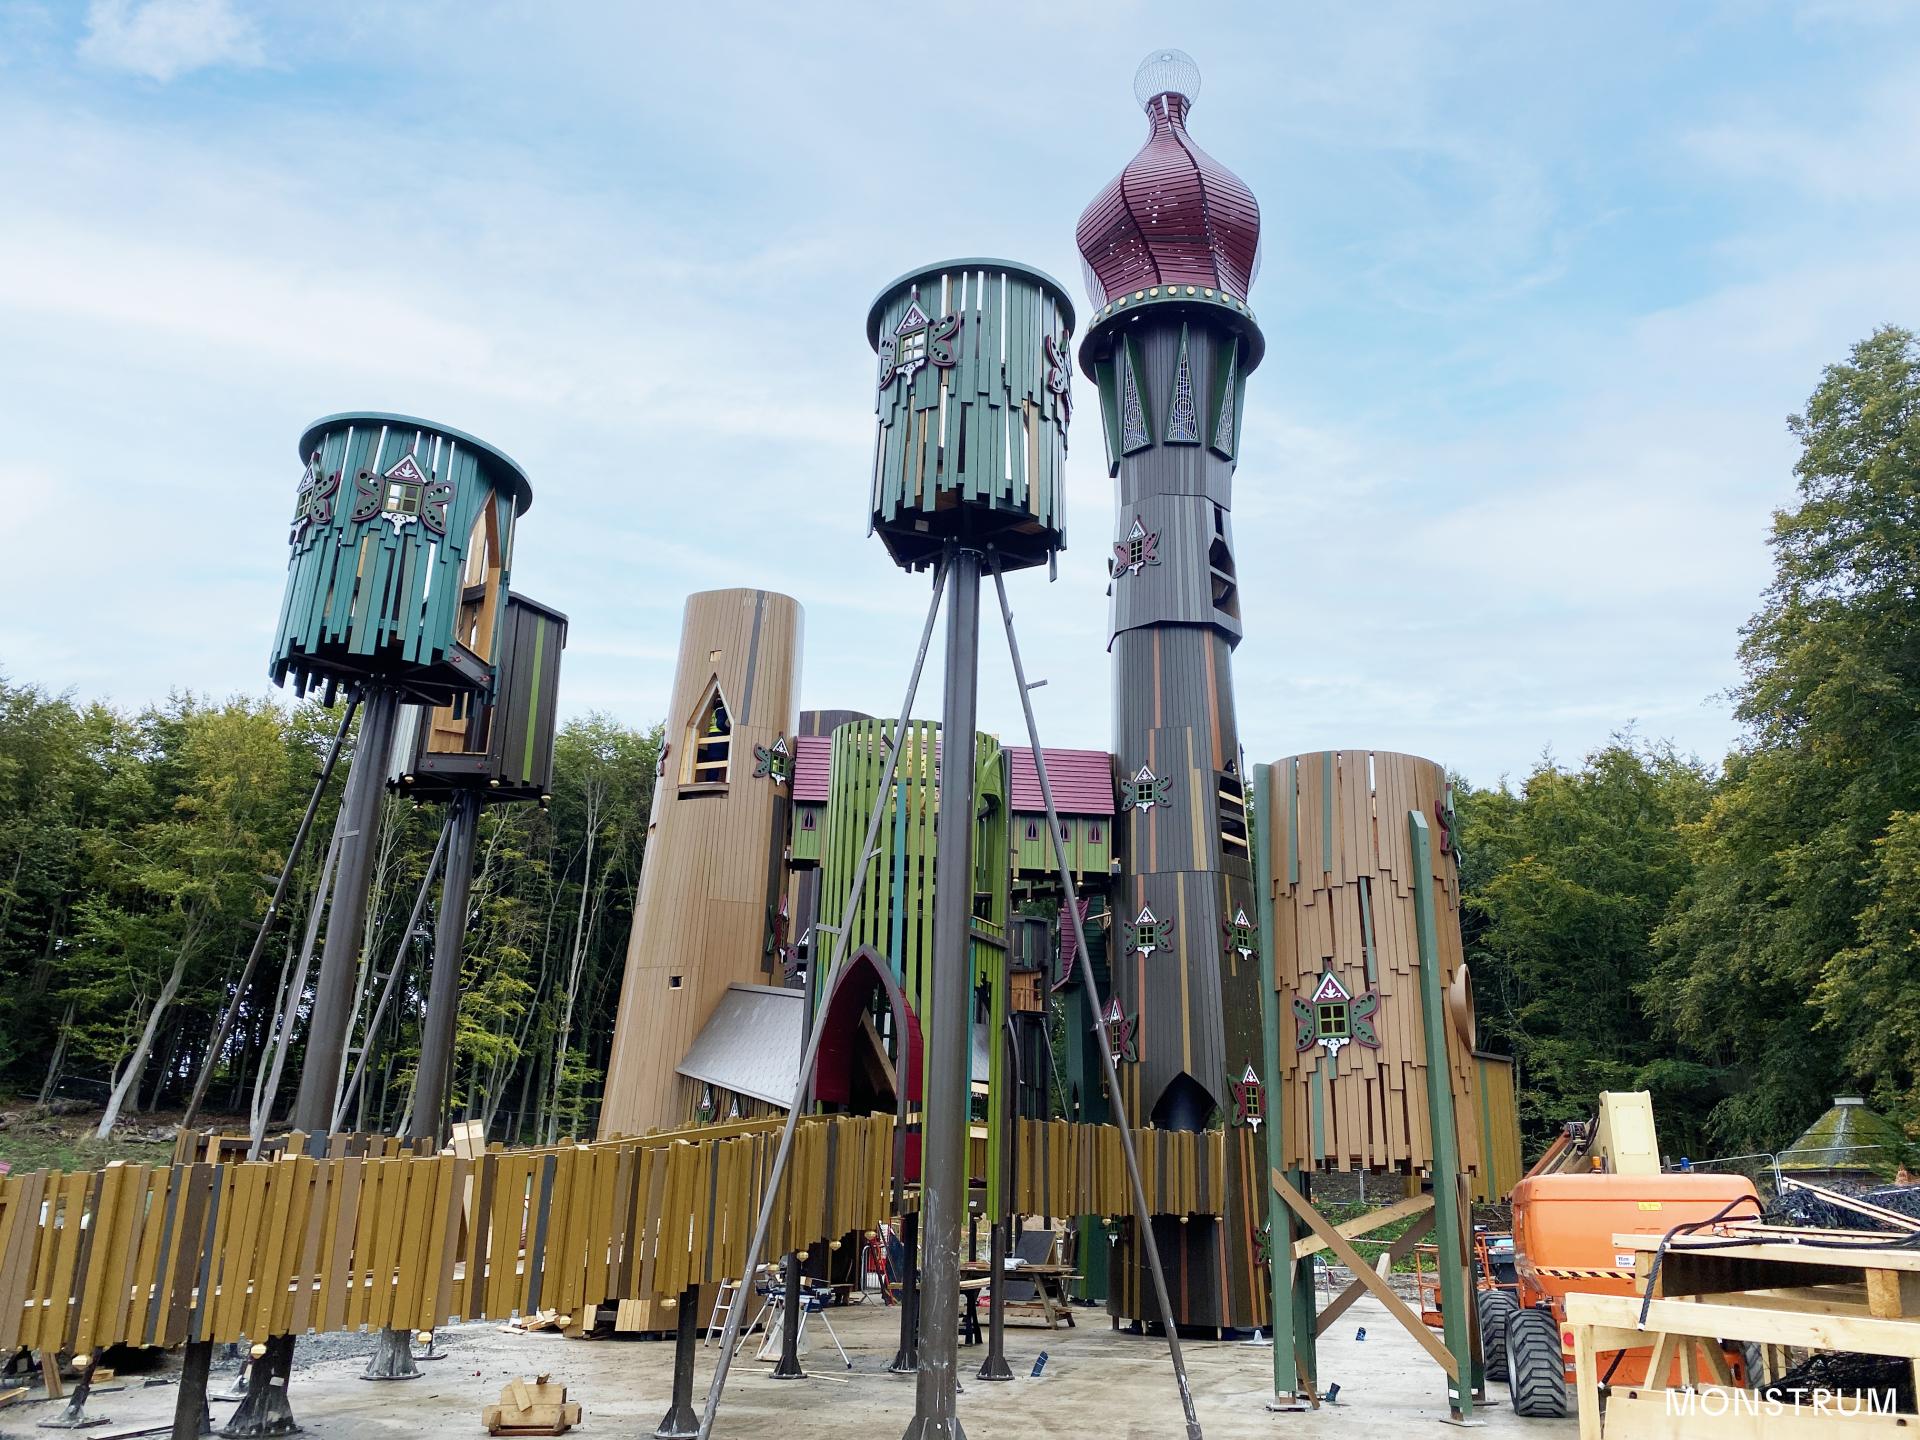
[1652,326,1920,1148]
[1458,738,1715,1154]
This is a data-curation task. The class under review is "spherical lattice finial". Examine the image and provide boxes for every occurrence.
[1134,48,1200,110]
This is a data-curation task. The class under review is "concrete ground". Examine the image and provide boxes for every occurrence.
[5,1292,1576,1440]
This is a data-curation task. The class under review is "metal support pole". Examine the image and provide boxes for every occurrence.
[368,791,474,1390]
[172,1340,213,1440]
[249,824,342,1154]
[39,1355,105,1430]
[215,1335,296,1438]
[771,1254,806,1380]
[410,789,481,1146]
[655,1285,701,1438]
[292,686,400,1135]
[1251,765,1308,1406]
[336,814,452,1132]
[903,545,982,1440]
[989,556,1204,1440]
[183,699,358,1129]
[696,562,949,1440]
[1410,809,1473,1422]
[890,1211,920,1373]
[978,1013,1019,1381]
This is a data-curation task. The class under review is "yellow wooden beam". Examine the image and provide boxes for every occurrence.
[1290,1190,1433,1263]
[1271,1168,1457,1381]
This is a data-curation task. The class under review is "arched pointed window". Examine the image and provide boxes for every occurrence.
[684,679,734,785]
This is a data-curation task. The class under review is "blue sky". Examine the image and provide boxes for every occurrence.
[3,1,1917,786]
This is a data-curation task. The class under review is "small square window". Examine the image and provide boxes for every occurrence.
[384,480,422,516]
[1025,820,1040,841]
[801,811,817,832]
[669,975,684,990]
[1316,1002,1349,1037]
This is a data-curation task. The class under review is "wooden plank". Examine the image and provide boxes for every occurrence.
[1315,1211,1436,1335]
[1290,1191,1433,1262]
[321,1157,364,1334]
[161,1165,212,1348]
[1270,1168,1456,1380]
[1567,1290,1920,1358]
[1866,1268,1920,1321]
[122,1167,171,1347]
[288,1157,331,1335]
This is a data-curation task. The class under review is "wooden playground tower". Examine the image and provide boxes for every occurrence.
[1074,51,1491,1415]
[12,49,1518,1440]
[224,412,541,1427]
[694,252,1208,1440]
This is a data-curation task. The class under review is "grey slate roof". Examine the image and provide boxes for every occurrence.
[677,983,803,1107]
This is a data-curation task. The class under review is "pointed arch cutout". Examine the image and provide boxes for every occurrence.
[813,944,922,1190]
[814,946,923,1107]
[1150,1069,1217,1131]
[683,675,735,785]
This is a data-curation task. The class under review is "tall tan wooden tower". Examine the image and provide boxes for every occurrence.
[599,588,802,1137]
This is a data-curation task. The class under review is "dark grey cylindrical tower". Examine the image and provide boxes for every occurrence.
[1076,50,1271,1331]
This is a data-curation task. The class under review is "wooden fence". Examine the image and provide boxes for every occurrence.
[0,1113,1236,1359]
[0,1114,892,1358]
[977,1120,1228,1220]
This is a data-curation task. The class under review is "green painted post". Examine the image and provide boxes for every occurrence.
[1409,809,1473,1420]
[1253,765,1316,1400]
[1252,767,1295,1400]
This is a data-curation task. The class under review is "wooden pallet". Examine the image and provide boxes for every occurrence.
[1566,1226,1920,1439]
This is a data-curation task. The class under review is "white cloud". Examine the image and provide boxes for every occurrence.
[8,3,1920,787]
[79,0,262,81]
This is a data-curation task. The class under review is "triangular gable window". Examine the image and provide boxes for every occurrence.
[685,678,734,785]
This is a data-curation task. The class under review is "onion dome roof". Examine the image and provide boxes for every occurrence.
[1076,49,1262,308]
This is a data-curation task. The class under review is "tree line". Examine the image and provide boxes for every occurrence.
[0,674,658,1145]
[3,326,1919,1163]
[1459,326,1920,1161]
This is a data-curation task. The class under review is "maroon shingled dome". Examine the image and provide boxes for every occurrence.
[1076,49,1262,307]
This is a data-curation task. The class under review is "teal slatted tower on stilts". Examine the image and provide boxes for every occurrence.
[274,411,534,703]
[227,412,538,1427]
[270,410,535,1140]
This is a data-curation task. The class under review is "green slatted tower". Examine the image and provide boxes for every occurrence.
[867,259,1073,1440]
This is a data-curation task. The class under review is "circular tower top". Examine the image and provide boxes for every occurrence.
[1076,49,1262,307]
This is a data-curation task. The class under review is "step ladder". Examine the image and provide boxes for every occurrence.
[704,1278,743,1347]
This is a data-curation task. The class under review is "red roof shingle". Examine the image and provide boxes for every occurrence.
[1005,747,1115,816]
[788,734,1113,815]
[790,734,833,803]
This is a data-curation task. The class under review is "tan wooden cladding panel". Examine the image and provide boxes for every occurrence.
[0,1115,889,1353]
[1263,750,1483,1176]
[1470,1053,1524,1203]
[976,1119,1229,1222]
[0,1111,1261,1357]
[600,589,802,1138]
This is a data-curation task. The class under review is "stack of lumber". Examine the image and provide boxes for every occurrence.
[483,1375,580,1436]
